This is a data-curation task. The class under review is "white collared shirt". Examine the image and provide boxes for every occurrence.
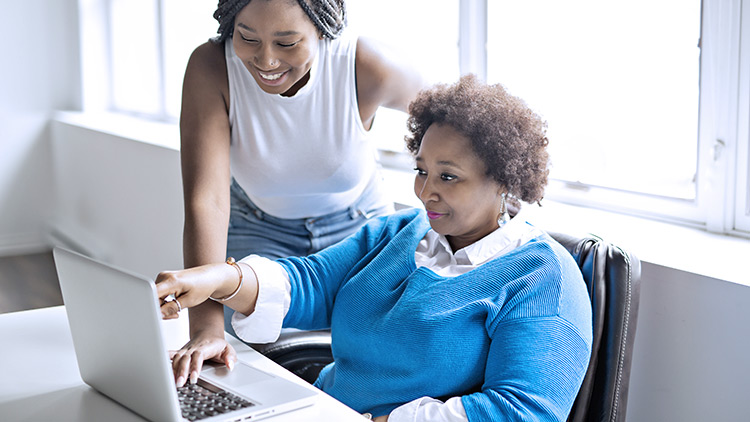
[414,212,542,277]
[232,212,543,422]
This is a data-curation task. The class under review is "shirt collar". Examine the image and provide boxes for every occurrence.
[430,212,542,266]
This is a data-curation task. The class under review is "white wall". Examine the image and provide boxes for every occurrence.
[50,115,184,278]
[627,263,750,422]
[0,0,81,255]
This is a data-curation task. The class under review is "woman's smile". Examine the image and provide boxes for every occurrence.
[256,68,289,86]
[426,211,445,220]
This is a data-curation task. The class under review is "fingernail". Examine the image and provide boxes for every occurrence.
[227,360,235,371]
[176,376,185,387]
[190,372,198,385]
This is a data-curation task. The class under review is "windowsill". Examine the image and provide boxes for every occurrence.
[54,111,180,151]
[55,111,750,287]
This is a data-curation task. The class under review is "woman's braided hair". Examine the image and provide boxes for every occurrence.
[212,0,346,44]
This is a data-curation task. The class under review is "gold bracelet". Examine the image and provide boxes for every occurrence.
[210,257,243,302]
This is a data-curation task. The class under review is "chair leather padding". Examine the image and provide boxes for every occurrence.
[548,232,641,422]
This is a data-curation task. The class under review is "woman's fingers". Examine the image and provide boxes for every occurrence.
[155,271,181,299]
[161,302,181,319]
[160,293,183,319]
[172,349,193,387]
[169,336,236,387]
[156,270,204,319]
[172,347,208,387]
[154,264,230,319]
[216,342,238,371]
[156,271,186,319]
[188,349,205,385]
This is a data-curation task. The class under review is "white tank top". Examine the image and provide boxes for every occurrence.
[225,35,379,219]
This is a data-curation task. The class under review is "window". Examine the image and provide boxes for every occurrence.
[481,0,749,235]
[487,0,700,201]
[486,0,704,222]
[82,0,750,237]
[161,0,217,117]
[83,0,215,120]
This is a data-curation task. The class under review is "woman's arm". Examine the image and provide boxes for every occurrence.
[156,261,260,320]
[181,41,231,270]
[463,317,591,421]
[174,40,236,385]
[355,37,425,129]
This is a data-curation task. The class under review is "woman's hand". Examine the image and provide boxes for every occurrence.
[155,263,236,319]
[169,332,238,387]
[372,416,389,422]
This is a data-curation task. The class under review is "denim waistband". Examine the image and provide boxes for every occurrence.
[230,177,393,226]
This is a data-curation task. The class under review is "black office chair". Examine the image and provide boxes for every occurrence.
[548,232,641,422]
[252,232,641,422]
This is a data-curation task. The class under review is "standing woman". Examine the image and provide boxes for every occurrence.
[177,0,423,374]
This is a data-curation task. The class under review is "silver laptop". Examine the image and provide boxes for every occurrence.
[53,247,317,422]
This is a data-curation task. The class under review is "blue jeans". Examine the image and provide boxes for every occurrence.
[224,178,394,339]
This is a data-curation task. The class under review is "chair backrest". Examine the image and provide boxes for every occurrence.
[547,232,642,422]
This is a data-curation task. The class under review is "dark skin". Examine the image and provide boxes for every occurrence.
[175,0,423,389]
[414,124,505,252]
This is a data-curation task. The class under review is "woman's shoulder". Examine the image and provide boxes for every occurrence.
[182,41,229,111]
[513,233,582,278]
[188,40,226,70]
[184,41,228,90]
[381,207,424,226]
[353,37,392,99]
[359,207,426,240]
[473,233,582,297]
[475,235,590,331]
[325,32,358,56]
[353,36,424,115]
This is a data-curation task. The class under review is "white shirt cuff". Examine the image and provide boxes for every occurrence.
[388,396,468,422]
[230,255,291,344]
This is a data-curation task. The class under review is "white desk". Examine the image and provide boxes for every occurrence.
[0,306,364,421]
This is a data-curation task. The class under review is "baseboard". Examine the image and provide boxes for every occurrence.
[0,232,50,257]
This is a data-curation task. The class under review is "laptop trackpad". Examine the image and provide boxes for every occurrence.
[202,362,275,387]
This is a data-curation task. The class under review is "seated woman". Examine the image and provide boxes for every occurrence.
[156,75,593,422]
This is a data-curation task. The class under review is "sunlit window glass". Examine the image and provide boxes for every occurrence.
[487,0,701,200]
[162,0,217,119]
[109,0,161,115]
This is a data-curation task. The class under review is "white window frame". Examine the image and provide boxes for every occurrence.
[735,0,750,232]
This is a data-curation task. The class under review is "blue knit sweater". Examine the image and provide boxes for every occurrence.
[278,208,593,421]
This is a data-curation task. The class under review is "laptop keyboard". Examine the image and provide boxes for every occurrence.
[177,380,255,421]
